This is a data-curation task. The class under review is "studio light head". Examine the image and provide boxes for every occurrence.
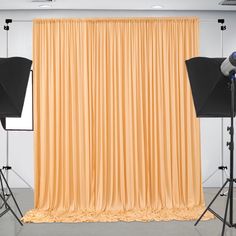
[221,52,236,76]
[0,57,32,119]
[185,54,236,117]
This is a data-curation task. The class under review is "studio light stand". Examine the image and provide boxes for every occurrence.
[1,19,33,199]
[186,52,236,236]
[195,72,236,236]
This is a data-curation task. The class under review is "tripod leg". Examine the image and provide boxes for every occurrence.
[221,181,232,236]
[0,170,23,217]
[0,193,23,226]
[220,170,229,196]
[195,179,229,226]
[0,174,6,209]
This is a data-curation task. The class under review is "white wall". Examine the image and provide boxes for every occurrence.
[0,10,236,188]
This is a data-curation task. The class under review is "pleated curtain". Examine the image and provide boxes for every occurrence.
[23,17,212,222]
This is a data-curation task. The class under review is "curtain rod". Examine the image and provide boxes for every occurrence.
[10,19,220,23]
[200,19,222,22]
[12,20,32,22]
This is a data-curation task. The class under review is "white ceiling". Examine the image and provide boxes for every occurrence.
[0,0,236,11]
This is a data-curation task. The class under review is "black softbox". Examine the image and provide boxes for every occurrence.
[185,57,235,117]
[0,57,32,118]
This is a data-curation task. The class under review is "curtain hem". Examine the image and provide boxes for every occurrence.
[22,206,213,223]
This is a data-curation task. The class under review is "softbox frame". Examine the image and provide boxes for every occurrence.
[0,57,32,119]
[185,57,235,117]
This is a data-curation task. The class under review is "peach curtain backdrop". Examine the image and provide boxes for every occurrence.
[23,18,212,222]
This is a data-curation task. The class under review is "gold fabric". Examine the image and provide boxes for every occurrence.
[23,18,212,222]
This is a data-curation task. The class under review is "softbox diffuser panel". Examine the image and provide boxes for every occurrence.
[185,57,235,118]
[0,57,32,118]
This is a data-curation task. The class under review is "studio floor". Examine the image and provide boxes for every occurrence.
[1,189,236,236]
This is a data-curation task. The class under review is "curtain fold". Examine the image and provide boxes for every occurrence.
[23,17,212,222]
